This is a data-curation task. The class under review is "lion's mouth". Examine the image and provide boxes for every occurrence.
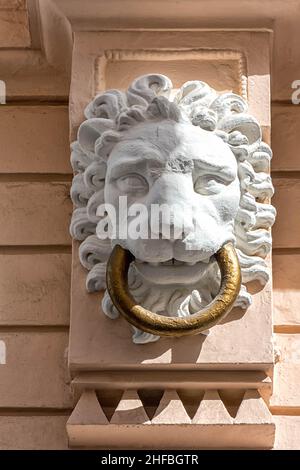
[133,257,212,285]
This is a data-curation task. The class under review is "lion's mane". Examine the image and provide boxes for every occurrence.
[70,74,276,342]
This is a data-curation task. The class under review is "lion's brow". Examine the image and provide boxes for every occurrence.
[194,159,235,179]
[119,138,167,161]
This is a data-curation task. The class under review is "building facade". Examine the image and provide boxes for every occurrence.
[0,0,299,449]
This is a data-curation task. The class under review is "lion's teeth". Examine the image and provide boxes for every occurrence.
[162,260,172,266]
[187,261,196,266]
[173,260,184,266]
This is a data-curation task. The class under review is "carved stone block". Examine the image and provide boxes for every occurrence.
[67,30,274,449]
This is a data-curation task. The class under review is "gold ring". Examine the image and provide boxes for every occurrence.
[106,242,241,337]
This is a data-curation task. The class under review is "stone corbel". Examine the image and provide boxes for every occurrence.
[67,28,275,449]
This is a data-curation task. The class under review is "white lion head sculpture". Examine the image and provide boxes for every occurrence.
[70,74,276,344]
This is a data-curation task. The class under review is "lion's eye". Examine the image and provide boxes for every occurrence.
[116,174,148,195]
[194,175,226,195]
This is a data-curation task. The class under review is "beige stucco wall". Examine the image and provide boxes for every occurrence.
[0,0,300,449]
[0,104,72,449]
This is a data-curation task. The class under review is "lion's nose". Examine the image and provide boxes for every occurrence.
[151,212,194,241]
[149,174,195,241]
[170,216,195,241]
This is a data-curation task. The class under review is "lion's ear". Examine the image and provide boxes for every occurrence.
[78,118,115,155]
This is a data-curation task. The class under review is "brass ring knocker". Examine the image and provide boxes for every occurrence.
[106,242,241,337]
